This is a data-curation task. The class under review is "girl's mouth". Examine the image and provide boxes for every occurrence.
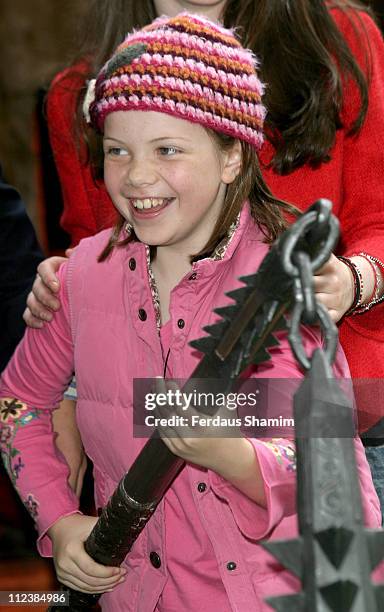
[128,197,174,217]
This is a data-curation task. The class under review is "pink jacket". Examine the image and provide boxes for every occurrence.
[0,205,381,611]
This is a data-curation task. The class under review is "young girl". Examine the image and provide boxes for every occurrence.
[27,0,384,465]
[1,14,381,610]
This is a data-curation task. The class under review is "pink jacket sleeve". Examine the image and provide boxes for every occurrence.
[208,325,381,539]
[0,262,80,555]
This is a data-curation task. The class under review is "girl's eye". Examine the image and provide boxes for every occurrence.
[105,147,128,157]
[158,146,180,157]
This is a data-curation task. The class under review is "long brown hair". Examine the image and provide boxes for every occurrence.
[97,132,297,263]
[63,0,374,175]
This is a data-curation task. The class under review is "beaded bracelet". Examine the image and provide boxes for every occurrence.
[363,257,378,301]
[337,255,364,315]
[349,252,384,314]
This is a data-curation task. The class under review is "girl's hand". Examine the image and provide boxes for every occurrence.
[153,379,240,471]
[153,379,266,505]
[49,514,126,594]
[159,419,237,473]
[313,253,354,323]
[23,249,73,328]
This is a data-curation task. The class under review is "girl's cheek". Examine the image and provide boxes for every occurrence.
[104,166,120,195]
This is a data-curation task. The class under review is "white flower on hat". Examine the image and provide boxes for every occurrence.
[83,78,97,124]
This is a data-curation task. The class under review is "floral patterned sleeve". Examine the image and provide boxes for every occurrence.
[1,399,42,493]
[0,262,80,556]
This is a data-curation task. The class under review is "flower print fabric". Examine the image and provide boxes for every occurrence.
[24,493,39,519]
[259,438,297,472]
[0,397,42,516]
[0,397,28,422]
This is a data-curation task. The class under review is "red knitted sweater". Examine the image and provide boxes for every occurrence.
[46,9,384,430]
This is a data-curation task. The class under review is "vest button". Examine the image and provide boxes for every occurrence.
[138,308,147,321]
[149,551,161,568]
[129,257,136,271]
[226,561,237,571]
[189,272,197,280]
[197,482,206,493]
[177,318,185,329]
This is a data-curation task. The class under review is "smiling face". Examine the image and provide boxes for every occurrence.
[103,110,240,256]
[153,0,227,21]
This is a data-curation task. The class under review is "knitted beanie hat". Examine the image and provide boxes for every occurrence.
[85,13,266,150]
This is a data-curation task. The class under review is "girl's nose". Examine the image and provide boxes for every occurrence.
[125,158,157,187]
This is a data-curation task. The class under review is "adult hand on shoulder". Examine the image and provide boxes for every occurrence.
[23,249,73,328]
[313,253,354,323]
[49,514,126,594]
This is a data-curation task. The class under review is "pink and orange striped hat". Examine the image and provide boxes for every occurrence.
[86,13,266,150]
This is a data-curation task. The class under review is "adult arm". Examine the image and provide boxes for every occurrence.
[336,12,384,307]
[333,11,384,431]
[312,12,384,323]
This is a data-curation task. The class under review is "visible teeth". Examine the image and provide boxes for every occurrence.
[131,198,170,210]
